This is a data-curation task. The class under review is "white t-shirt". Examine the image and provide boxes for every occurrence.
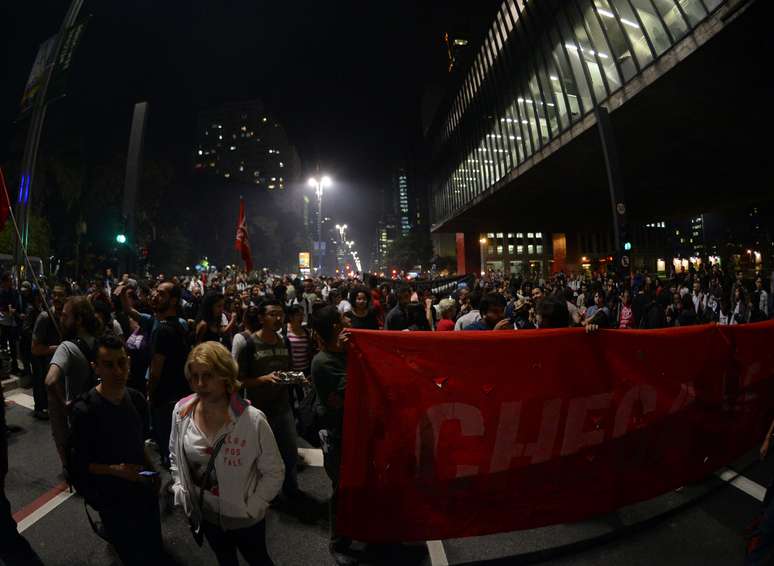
[338,300,352,314]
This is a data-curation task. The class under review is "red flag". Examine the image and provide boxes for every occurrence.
[235,197,253,272]
[0,167,11,232]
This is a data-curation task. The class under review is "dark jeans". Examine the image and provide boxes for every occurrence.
[151,401,175,467]
[0,325,17,366]
[322,429,345,547]
[267,406,298,494]
[0,489,44,566]
[202,519,273,566]
[99,490,163,566]
[31,357,48,413]
[19,333,32,378]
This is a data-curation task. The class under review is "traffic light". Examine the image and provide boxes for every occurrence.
[116,233,127,244]
[624,241,632,251]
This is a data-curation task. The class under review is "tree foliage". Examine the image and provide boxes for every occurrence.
[385,228,434,271]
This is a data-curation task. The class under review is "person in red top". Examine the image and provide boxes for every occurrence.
[618,289,635,329]
[368,276,385,329]
[435,299,457,331]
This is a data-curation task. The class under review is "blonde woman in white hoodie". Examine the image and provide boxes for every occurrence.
[170,341,284,566]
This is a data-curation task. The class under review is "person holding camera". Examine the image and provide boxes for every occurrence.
[171,341,284,566]
[68,335,164,565]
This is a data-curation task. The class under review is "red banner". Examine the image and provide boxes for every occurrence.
[235,197,253,272]
[338,322,774,542]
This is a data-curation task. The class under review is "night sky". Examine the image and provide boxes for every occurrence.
[0,1,465,262]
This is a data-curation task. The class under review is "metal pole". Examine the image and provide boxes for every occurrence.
[14,0,85,271]
[317,185,323,274]
[595,106,629,274]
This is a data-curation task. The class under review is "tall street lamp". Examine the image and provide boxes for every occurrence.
[479,236,487,276]
[308,175,332,274]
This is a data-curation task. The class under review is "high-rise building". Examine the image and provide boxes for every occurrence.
[424,0,770,276]
[396,169,411,237]
[194,100,301,189]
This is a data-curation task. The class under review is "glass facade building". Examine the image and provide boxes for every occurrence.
[430,0,726,229]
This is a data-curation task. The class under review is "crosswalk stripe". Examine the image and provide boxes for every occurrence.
[15,482,74,533]
[297,447,324,467]
[6,392,34,411]
[717,468,766,502]
[426,540,449,566]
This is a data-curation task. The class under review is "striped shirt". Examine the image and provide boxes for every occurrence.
[287,332,311,372]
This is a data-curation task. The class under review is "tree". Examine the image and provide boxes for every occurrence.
[0,213,52,259]
[385,228,434,271]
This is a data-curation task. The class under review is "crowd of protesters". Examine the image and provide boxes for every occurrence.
[0,261,773,565]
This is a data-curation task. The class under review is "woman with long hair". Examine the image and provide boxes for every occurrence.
[196,291,237,346]
[170,342,284,565]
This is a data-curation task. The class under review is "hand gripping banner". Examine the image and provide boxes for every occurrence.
[337,322,774,542]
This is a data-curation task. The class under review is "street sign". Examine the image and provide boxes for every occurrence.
[620,255,630,268]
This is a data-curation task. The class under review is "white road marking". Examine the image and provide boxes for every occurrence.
[6,392,35,411]
[17,489,74,533]
[297,447,324,467]
[717,468,766,502]
[426,540,449,566]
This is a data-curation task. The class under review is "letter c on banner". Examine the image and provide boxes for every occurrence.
[560,393,613,456]
[613,384,658,438]
[416,403,484,479]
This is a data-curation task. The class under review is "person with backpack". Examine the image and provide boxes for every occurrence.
[238,299,299,498]
[231,305,259,362]
[45,296,101,467]
[149,281,191,468]
[68,335,164,565]
[171,341,283,566]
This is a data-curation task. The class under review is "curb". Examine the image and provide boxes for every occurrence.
[455,461,757,566]
[2,375,22,393]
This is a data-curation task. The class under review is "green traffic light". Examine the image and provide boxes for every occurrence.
[624,242,632,251]
[116,234,127,244]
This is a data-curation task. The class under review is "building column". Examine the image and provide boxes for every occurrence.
[551,233,567,274]
[456,233,482,276]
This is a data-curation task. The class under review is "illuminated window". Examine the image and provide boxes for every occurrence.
[487,232,495,238]
[517,245,524,254]
[536,245,543,254]
[527,233,534,239]
[535,232,542,239]
[528,245,534,254]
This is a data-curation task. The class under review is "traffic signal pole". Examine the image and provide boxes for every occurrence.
[595,106,630,274]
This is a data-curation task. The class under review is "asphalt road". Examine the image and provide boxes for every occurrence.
[4,387,770,565]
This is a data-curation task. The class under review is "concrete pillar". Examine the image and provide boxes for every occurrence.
[551,233,567,274]
[456,233,481,276]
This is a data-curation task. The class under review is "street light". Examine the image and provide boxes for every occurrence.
[308,175,333,273]
[479,236,487,276]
